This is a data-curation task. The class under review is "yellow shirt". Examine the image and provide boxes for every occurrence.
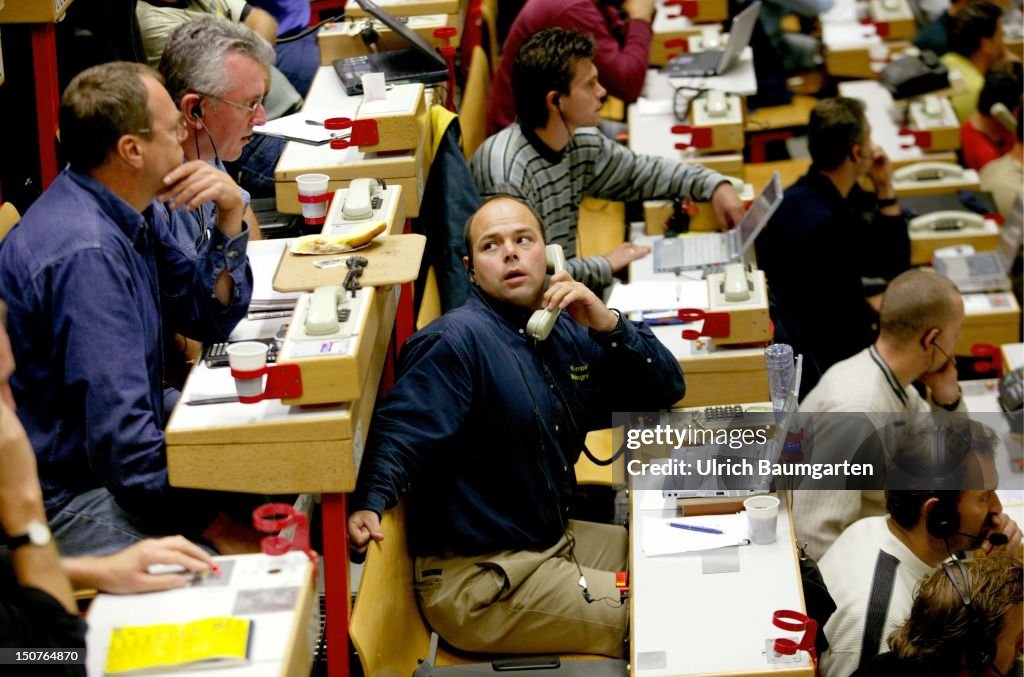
[941,52,984,122]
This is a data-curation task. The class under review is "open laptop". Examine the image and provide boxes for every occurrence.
[652,171,783,273]
[661,1,761,78]
[332,0,449,95]
[662,355,802,499]
[933,194,1023,293]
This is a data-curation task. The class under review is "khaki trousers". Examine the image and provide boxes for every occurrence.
[414,520,628,657]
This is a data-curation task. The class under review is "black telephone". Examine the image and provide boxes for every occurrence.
[881,51,949,100]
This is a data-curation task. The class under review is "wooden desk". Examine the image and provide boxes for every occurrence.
[85,552,317,677]
[345,0,458,17]
[744,158,810,192]
[958,293,1022,354]
[317,14,460,64]
[630,491,813,676]
[274,68,428,218]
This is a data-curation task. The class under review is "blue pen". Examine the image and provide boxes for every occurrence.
[669,522,723,535]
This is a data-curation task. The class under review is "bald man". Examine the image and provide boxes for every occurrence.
[348,195,684,657]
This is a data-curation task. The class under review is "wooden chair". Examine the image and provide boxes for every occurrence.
[460,45,490,160]
[0,202,20,241]
[479,0,500,76]
[575,198,626,261]
[416,266,443,331]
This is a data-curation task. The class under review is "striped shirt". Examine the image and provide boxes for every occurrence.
[470,124,725,289]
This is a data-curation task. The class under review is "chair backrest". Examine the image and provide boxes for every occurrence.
[349,500,433,677]
[461,45,491,160]
[0,202,21,242]
[480,0,500,76]
[416,265,443,330]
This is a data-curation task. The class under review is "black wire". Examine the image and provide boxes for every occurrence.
[277,14,350,43]
[673,86,709,123]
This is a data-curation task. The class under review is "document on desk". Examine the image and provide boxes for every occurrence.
[641,514,749,555]
[606,280,707,314]
[248,239,302,313]
[253,109,352,144]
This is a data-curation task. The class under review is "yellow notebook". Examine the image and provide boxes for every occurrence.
[104,616,252,675]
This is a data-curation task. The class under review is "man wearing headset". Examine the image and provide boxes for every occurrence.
[794,270,966,561]
[348,196,685,656]
[817,420,1021,677]
[471,28,745,292]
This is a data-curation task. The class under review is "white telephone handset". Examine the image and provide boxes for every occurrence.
[306,285,343,335]
[893,162,965,182]
[908,210,986,232]
[527,244,568,341]
[342,178,375,220]
[704,90,729,118]
[722,262,751,302]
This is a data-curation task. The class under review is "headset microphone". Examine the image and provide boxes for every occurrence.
[953,530,1009,547]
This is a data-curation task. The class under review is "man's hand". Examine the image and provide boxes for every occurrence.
[920,356,960,407]
[710,182,746,229]
[159,161,244,237]
[0,402,46,536]
[983,513,1022,556]
[348,510,385,554]
[603,241,651,273]
[67,536,216,594]
[623,0,657,21]
[866,143,895,199]
[542,271,619,332]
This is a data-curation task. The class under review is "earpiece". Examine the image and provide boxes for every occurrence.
[926,492,960,539]
[191,104,203,120]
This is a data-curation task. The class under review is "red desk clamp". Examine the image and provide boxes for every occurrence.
[664,37,689,61]
[861,18,891,38]
[677,308,731,340]
[671,124,713,150]
[433,26,458,112]
[898,128,932,150]
[770,609,818,667]
[296,192,332,226]
[253,503,316,563]
[325,116,379,149]
[971,343,1003,376]
[664,0,701,19]
[229,363,304,404]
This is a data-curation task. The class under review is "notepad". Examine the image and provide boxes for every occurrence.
[104,616,252,675]
[641,514,750,556]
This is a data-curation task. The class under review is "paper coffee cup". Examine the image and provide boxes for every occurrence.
[296,173,330,223]
[227,342,269,398]
[744,495,780,545]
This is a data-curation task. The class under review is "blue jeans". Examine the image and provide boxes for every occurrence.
[275,32,320,98]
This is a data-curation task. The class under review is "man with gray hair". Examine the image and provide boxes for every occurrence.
[0,61,258,557]
[159,15,279,246]
[794,269,967,560]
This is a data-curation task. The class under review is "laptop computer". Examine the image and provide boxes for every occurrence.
[933,194,1022,293]
[662,355,802,499]
[332,0,449,95]
[652,171,783,273]
[660,1,761,78]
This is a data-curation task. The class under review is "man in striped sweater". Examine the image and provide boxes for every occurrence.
[471,28,745,291]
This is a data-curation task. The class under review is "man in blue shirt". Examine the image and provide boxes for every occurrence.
[348,196,685,656]
[0,61,257,557]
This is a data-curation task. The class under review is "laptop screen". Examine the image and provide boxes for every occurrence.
[353,0,447,67]
[736,171,783,255]
[715,1,762,74]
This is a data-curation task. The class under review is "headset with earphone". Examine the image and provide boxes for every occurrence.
[941,559,1003,675]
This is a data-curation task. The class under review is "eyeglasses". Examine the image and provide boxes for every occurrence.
[198,92,265,116]
[137,117,189,143]
[933,340,957,368]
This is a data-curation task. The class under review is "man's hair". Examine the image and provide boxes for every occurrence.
[158,15,275,108]
[978,60,1022,120]
[807,97,867,171]
[885,418,998,529]
[463,195,546,268]
[879,269,960,345]
[949,1,1002,58]
[59,62,161,172]
[887,558,1022,671]
[512,28,596,130]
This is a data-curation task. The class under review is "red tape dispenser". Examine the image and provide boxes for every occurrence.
[253,503,316,563]
[768,609,818,667]
[678,308,731,341]
[325,116,379,149]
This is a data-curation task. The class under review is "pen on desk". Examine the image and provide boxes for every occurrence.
[305,119,324,126]
[669,522,724,534]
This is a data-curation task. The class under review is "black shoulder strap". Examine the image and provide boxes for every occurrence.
[859,550,900,668]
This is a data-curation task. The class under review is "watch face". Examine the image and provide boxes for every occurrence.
[26,520,51,547]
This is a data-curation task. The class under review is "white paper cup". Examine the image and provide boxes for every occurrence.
[227,342,269,398]
[744,495,780,545]
[296,173,330,223]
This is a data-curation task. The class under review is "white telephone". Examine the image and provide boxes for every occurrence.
[526,244,568,341]
[722,262,751,302]
[908,210,986,232]
[893,162,965,182]
[341,178,379,220]
[701,29,723,50]
[703,90,729,118]
[879,0,902,12]
[921,94,944,119]
[991,102,1018,135]
[305,285,344,335]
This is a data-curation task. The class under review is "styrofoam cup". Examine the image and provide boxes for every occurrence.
[744,495,780,545]
[296,173,330,222]
[227,342,268,397]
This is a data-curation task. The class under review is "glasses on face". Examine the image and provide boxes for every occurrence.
[932,339,957,369]
[199,92,265,117]
[137,117,189,143]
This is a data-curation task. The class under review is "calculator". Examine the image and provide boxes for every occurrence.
[202,335,281,369]
[703,405,744,421]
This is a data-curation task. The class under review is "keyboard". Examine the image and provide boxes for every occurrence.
[655,235,729,271]
[966,255,1001,276]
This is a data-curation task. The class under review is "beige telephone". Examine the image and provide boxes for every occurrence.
[722,262,751,302]
[305,285,346,335]
[341,178,380,221]
[908,210,986,232]
[526,244,568,341]
[703,90,730,118]
[893,162,965,182]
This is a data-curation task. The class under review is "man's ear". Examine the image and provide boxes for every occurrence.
[116,134,145,169]
[920,327,940,350]
[181,92,203,127]
[462,255,475,284]
[546,90,561,111]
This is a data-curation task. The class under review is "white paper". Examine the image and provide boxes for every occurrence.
[641,514,750,555]
[361,72,387,102]
[606,280,707,313]
[247,240,301,308]
[253,109,349,144]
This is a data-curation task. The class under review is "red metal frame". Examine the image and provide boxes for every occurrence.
[32,23,60,189]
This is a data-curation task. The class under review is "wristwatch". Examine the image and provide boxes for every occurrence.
[4,519,52,549]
